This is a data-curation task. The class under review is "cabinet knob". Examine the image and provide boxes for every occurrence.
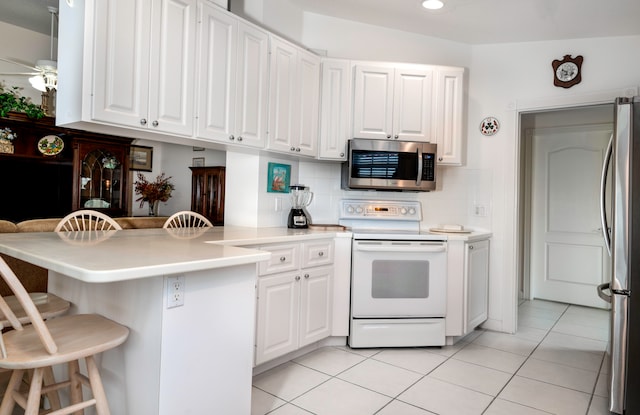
[386,134,391,139]
[140,118,147,126]
[394,134,399,139]
[229,135,235,141]
[152,120,159,127]
[295,148,301,152]
[237,136,243,142]
[279,256,286,262]
[290,147,296,151]
[304,273,309,279]
[318,251,324,257]
[438,157,443,162]
[339,152,345,157]
[295,275,301,281]
[469,245,474,250]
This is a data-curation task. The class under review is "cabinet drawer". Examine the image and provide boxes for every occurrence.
[258,244,300,276]
[301,240,334,268]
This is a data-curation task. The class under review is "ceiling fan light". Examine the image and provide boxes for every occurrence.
[422,0,444,10]
[29,75,47,92]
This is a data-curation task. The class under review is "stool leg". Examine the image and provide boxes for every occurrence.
[68,360,83,415]
[0,369,23,415]
[24,368,44,415]
[85,356,111,415]
[43,366,62,410]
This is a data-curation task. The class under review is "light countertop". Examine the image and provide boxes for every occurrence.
[0,227,349,283]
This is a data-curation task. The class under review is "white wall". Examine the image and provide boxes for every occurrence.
[0,21,52,106]
[129,140,226,217]
[467,35,640,332]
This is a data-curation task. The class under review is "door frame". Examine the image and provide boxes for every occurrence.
[504,87,637,333]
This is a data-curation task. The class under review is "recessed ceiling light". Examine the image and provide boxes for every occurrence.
[422,0,444,10]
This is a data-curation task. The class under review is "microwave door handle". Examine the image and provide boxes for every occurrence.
[416,148,423,186]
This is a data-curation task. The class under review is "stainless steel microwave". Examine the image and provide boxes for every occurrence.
[342,139,437,191]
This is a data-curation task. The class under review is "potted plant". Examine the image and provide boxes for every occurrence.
[134,172,175,216]
[0,83,45,119]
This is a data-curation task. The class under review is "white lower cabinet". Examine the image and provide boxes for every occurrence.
[446,237,490,338]
[255,240,334,366]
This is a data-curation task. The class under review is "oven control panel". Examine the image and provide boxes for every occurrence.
[340,200,422,221]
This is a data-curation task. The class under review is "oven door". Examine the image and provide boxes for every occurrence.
[351,239,447,318]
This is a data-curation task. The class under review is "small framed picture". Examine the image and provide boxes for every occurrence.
[267,162,291,193]
[192,157,205,167]
[130,145,153,171]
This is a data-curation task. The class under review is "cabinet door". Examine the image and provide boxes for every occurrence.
[393,67,434,142]
[255,272,300,365]
[295,50,320,157]
[234,22,269,148]
[318,59,351,160]
[196,3,237,141]
[148,0,196,136]
[434,68,464,165]
[91,0,152,127]
[465,239,489,333]
[299,266,333,347]
[267,37,298,153]
[352,65,394,140]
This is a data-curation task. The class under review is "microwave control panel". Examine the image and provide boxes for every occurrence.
[340,200,422,221]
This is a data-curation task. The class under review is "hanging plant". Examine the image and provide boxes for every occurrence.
[0,83,45,119]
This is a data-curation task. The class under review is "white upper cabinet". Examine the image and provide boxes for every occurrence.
[433,67,465,165]
[267,36,320,157]
[352,64,433,142]
[318,58,351,161]
[196,4,268,148]
[91,0,196,136]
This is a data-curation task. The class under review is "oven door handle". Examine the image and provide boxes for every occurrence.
[355,244,446,253]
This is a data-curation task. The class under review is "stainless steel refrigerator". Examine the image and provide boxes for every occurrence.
[598,96,640,414]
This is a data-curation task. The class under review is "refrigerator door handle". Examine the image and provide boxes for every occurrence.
[597,282,612,303]
[600,133,613,256]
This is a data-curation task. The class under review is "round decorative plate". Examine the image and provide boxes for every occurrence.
[38,135,64,156]
[479,116,500,136]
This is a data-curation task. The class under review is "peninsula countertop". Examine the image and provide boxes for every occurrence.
[0,226,351,283]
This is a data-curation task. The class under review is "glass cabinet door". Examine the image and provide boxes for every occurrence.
[80,149,123,210]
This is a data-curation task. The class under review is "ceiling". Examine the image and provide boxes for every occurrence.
[1,0,639,44]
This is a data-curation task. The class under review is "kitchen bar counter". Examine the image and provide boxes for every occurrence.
[0,226,350,414]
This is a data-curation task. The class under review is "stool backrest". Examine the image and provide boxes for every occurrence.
[55,210,123,232]
[0,257,57,354]
[163,211,213,229]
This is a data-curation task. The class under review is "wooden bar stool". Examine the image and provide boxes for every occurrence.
[0,257,129,415]
[163,211,213,229]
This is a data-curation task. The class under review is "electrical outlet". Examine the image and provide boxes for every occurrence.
[167,275,185,308]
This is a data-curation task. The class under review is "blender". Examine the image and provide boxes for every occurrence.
[288,185,313,228]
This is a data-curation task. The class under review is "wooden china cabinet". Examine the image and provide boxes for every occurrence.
[189,166,225,225]
[0,112,133,221]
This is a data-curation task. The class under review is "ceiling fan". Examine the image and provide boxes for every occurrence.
[0,6,58,92]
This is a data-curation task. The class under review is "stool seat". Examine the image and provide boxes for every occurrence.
[0,293,70,326]
[0,314,129,370]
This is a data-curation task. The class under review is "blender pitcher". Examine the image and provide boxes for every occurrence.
[288,185,313,228]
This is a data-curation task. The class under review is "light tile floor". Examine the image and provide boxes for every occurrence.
[251,300,611,415]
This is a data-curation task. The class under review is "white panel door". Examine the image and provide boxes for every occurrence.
[318,59,351,160]
[267,38,297,153]
[393,66,433,142]
[91,0,151,127]
[234,22,269,148]
[352,65,394,140]
[530,125,612,308]
[196,3,236,141]
[148,0,196,136]
[255,272,300,365]
[433,68,464,165]
[299,266,333,347]
[295,50,320,156]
